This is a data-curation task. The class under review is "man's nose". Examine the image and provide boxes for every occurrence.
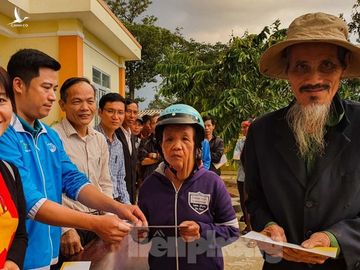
[80,102,90,110]
[48,89,56,101]
[306,68,324,83]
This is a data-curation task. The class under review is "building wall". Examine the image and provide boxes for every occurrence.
[0,36,58,71]
[0,0,137,125]
[0,35,61,125]
[83,30,120,93]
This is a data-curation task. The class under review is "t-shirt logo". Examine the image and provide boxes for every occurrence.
[20,140,31,152]
[188,192,210,215]
[47,143,57,153]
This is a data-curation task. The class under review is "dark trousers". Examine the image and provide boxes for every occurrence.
[237,181,251,228]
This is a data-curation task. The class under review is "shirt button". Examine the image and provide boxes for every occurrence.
[355,261,360,269]
[305,200,314,208]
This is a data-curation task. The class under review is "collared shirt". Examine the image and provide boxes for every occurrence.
[120,126,133,155]
[95,124,130,204]
[17,116,43,138]
[53,118,113,215]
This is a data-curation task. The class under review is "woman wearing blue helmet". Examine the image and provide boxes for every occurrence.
[138,104,239,270]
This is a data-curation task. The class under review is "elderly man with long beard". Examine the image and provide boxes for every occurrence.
[243,12,360,270]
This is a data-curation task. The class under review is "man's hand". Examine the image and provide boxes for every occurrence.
[259,226,330,264]
[257,224,287,258]
[302,232,330,249]
[91,215,132,244]
[114,203,148,227]
[281,232,329,264]
[60,229,83,257]
[2,260,19,270]
[179,221,200,242]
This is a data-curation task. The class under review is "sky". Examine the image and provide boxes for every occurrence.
[136,0,356,109]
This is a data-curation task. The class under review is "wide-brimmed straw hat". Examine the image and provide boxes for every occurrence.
[259,12,360,79]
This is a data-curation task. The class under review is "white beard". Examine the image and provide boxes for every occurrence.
[286,103,330,158]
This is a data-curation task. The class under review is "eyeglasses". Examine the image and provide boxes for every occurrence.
[103,108,125,116]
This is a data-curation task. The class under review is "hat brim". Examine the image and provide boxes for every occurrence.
[259,39,360,79]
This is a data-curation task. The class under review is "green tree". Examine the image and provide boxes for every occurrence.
[105,0,185,99]
[157,16,360,150]
[124,23,185,99]
[105,0,152,23]
[157,21,290,147]
[147,91,177,109]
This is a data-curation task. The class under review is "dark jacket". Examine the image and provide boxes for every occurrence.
[137,134,161,180]
[115,128,138,204]
[208,135,224,175]
[0,161,27,270]
[243,95,360,270]
[138,163,239,270]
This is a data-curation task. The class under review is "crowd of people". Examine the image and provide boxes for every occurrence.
[1,10,360,270]
[0,48,235,270]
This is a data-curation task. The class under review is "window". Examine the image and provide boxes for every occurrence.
[92,67,110,89]
[92,67,111,125]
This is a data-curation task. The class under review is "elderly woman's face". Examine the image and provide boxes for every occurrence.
[161,124,195,173]
[0,85,12,136]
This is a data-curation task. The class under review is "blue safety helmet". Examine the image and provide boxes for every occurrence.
[155,104,205,150]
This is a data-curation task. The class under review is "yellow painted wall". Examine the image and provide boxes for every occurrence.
[0,35,57,69]
[83,41,119,93]
[0,35,61,125]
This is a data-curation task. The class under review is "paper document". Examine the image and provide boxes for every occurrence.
[242,231,337,258]
[60,261,91,270]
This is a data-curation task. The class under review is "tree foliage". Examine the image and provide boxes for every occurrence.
[105,0,152,23]
[156,21,291,147]
[123,23,185,99]
[105,0,185,99]
[106,0,360,150]
[157,14,360,150]
[147,91,177,109]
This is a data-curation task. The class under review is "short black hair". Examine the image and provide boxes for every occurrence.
[0,66,15,111]
[203,115,216,125]
[135,118,143,125]
[99,92,125,110]
[7,48,61,86]
[0,66,12,99]
[60,77,96,102]
[125,97,138,109]
[142,114,151,124]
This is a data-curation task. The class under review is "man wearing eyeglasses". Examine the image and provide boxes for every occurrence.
[95,93,130,205]
[53,77,113,261]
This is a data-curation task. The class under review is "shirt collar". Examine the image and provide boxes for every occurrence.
[120,126,132,136]
[61,117,95,138]
[95,123,118,143]
[17,116,44,137]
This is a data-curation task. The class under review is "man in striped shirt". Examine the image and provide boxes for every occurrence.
[96,93,130,204]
